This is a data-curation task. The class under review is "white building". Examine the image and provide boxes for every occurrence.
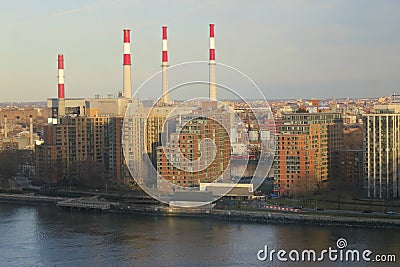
[363,101,400,198]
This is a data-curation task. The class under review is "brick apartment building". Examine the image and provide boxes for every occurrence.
[35,116,125,184]
[156,102,231,191]
[274,112,343,196]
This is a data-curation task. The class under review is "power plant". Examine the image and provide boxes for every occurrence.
[35,23,275,204]
[47,29,133,123]
[48,24,218,121]
[39,24,222,185]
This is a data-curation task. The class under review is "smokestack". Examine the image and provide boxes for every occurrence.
[3,115,7,138]
[209,24,216,100]
[29,116,34,148]
[58,54,66,117]
[161,26,169,104]
[123,29,132,99]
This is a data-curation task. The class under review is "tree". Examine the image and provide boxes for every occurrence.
[0,150,33,178]
[0,150,18,177]
[343,129,363,150]
[76,159,106,188]
[292,174,319,207]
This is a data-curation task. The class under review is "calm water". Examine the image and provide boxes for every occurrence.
[0,204,399,267]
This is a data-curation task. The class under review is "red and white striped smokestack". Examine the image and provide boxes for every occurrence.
[123,29,132,99]
[209,23,216,100]
[209,24,215,61]
[58,54,65,99]
[162,26,168,63]
[161,26,169,104]
[57,54,66,117]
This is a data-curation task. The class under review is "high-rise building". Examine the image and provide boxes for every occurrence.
[363,99,400,198]
[156,102,231,191]
[123,103,175,185]
[35,116,126,184]
[274,112,343,196]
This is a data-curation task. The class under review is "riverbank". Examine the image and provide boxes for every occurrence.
[1,193,400,229]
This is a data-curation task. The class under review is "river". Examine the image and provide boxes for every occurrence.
[0,203,398,266]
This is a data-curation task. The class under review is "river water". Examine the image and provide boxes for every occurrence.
[0,203,398,266]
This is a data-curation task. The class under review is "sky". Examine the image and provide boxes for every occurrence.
[1,0,400,101]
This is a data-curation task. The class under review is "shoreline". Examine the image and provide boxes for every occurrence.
[1,193,400,229]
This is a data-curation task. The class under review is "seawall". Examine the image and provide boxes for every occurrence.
[111,205,400,229]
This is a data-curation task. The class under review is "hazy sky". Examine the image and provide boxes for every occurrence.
[1,0,400,101]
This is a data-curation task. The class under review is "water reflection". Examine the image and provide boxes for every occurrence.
[0,204,399,266]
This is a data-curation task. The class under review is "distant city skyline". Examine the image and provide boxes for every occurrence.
[2,0,400,101]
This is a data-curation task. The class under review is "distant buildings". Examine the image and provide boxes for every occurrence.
[0,107,42,179]
[273,112,343,196]
[0,107,45,150]
[363,97,400,198]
